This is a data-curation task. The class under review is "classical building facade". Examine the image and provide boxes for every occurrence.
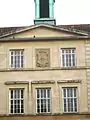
[0,0,90,120]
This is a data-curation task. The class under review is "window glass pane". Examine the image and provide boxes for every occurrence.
[41,99,43,112]
[41,89,43,98]
[62,49,64,53]
[47,89,50,98]
[11,56,13,67]
[47,99,50,112]
[64,99,66,112]
[69,54,71,66]
[21,109,24,113]
[11,90,13,99]
[74,88,76,97]
[21,90,24,98]
[11,106,13,113]
[21,56,24,67]
[66,54,68,66]
[44,89,46,98]
[72,54,75,66]
[21,51,23,55]
[21,100,23,107]
[62,55,65,66]
[37,89,39,98]
[71,98,73,111]
[37,99,40,113]
[72,49,75,53]
[74,98,77,112]
[18,56,20,67]
[67,88,69,97]
[66,50,68,53]
[11,51,13,55]
[17,108,19,113]
[63,89,66,97]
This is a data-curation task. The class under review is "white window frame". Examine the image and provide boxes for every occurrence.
[36,88,51,114]
[9,88,24,114]
[62,87,78,113]
[61,48,76,67]
[9,49,24,68]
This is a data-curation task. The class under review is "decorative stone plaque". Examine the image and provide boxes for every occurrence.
[36,49,50,68]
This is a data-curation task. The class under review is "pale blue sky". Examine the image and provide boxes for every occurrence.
[0,0,90,27]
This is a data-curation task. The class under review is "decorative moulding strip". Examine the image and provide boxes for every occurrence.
[31,80,55,84]
[4,81,29,85]
[0,66,88,72]
[57,80,81,84]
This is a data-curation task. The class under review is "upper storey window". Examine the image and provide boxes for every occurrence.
[10,49,24,68]
[39,0,49,18]
[61,48,76,67]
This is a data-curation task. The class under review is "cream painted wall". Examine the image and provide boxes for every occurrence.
[0,40,86,69]
[0,69,87,114]
[0,27,88,115]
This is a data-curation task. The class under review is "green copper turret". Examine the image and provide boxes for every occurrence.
[34,0,56,25]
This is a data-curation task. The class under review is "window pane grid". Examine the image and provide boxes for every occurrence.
[36,88,51,113]
[10,50,24,68]
[61,48,76,67]
[63,87,77,113]
[10,89,24,114]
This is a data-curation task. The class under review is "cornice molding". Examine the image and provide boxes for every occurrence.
[31,80,55,84]
[57,80,81,84]
[4,81,29,85]
[0,66,89,72]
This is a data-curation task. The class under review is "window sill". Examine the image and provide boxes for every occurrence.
[61,112,78,114]
[1,112,90,117]
[61,66,76,69]
[8,113,25,116]
[36,113,52,116]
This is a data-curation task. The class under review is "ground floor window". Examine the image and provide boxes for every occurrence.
[9,88,24,114]
[36,88,51,113]
[62,87,77,113]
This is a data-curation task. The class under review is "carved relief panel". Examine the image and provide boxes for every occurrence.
[35,49,50,68]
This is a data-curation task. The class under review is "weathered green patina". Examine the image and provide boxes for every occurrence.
[34,0,56,25]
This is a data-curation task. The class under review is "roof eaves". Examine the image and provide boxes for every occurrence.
[56,27,88,36]
[0,36,89,42]
[0,24,88,39]
[0,24,45,39]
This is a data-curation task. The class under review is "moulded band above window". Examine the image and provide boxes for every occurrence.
[31,80,55,84]
[57,79,81,84]
[4,81,29,85]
